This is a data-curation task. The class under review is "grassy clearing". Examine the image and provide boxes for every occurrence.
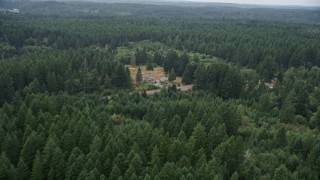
[128,65,166,83]
[116,40,222,64]
[127,65,182,87]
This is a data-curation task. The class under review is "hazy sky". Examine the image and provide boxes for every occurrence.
[184,0,320,6]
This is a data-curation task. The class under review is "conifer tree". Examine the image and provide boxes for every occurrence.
[191,123,206,150]
[273,165,293,180]
[151,146,161,168]
[17,158,30,180]
[30,151,43,180]
[220,67,242,99]
[153,51,163,66]
[276,127,287,147]
[109,165,121,180]
[178,52,189,76]
[307,143,320,173]
[113,153,126,173]
[136,67,142,84]
[66,154,85,180]
[159,162,177,179]
[136,48,148,65]
[230,171,239,180]
[163,50,178,73]
[0,152,17,179]
[168,68,176,82]
[146,59,154,71]
[182,62,197,85]
[144,173,151,180]
[112,63,131,88]
[50,147,66,180]
[46,72,58,92]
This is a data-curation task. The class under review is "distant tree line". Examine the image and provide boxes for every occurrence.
[1,7,320,180]
[1,14,319,72]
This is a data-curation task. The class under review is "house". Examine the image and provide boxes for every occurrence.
[143,76,155,82]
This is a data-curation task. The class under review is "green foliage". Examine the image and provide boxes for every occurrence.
[0,152,17,179]
[136,67,142,84]
[136,48,149,65]
[257,55,277,81]
[182,62,197,85]
[276,127,287,147]
[111,63,132,88]
[273,165,294,180]
[0,4,319,179]
[17,158,30,180]
[154,51,164,66]
[0,47,133,104]
[30,151,43,180]
[213,136,244,177]
[230,171,239,180]
[194,62,243,99]
[307,143,320,173]
[220,67,243,99]
[280,92,296,124]
[177,52,190,76]
[164,50,178,73]
[0,42,16,59]
[168,68,176,81]
[0,88,318,179]
[109,165,121,180]
[146,62,154,71]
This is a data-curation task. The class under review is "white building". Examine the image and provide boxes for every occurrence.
[160,77,168,83]
[8,9,19,13]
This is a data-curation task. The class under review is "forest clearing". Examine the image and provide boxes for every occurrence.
[127,65,182,84]
[0,0,320,179]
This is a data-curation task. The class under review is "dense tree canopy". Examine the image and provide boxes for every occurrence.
[0,1,320,179]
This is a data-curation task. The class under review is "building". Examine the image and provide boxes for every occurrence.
[264,79,276,89]
[1,8,20,13]
[143,76,156,83]
[160,77,168,83]
[8,9,19,13]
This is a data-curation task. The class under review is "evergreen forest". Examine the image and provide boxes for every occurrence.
[0,0,320,179]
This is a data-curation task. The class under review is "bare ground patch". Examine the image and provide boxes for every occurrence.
[127,65,181,84]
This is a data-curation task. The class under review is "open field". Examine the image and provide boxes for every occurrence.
[127,65,182,84]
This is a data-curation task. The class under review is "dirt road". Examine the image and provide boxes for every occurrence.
[146,85,193,95]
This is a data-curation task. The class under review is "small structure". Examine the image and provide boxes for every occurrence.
[160,77,168,83]
[154,80,163,88]
[178,85,193,92]
[264,79,276,89]
[8,9,19,13]
[1,8,19,13]
[143,76,155,83]
[104,43,109,51]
